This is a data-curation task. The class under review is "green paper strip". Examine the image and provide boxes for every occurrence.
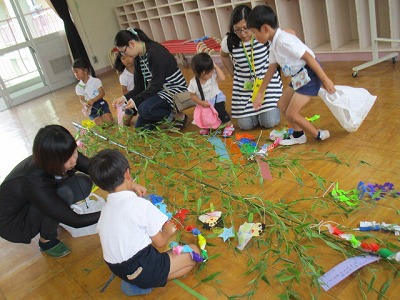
[172,279,207,300]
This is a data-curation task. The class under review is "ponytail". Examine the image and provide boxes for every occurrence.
[114,27,153,47]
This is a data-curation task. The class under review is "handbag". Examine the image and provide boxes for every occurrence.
[163,84,195,112]
[60,193,105,238]
[193,77,221,129]
[318,85,377,132]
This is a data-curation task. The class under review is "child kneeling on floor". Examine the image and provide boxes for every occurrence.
[89,149,199,296]
[189,52,235,137]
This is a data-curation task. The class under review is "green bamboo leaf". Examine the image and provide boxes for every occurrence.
[197,198,202,213]
[261,275,270,285]
[359,160,372,166]
[324,240,343,252]
[276,275,296,283]
[248,212,254,223]
[207,253,221,260]
[379,278,392,300]
[295,177,304,186]
[200,271,222,283]
[367,276,376,292]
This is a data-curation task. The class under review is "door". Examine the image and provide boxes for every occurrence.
[0,0,69,111]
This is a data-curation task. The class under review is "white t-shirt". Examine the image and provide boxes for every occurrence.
[269,28,315,76]
[188,71,223,105]
[97,190,168,264]
[119,68,134,92]
[75,76,103,101]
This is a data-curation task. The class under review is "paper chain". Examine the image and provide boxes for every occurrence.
[320,221,400,262]
[355,221,400,235]
[148,194,207,262]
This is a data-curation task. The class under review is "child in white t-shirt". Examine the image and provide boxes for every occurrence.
[188,53,234,137]
[247,6,336,146]
[89,149,200,296]
[114,53,136,126]
[72,58,113,126]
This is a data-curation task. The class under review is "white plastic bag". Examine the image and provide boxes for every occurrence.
[60,193,105,238]
[318,85,377,132]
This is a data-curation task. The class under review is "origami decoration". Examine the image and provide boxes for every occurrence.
[237,222,253,250]
[198,211,223,230]
[357,181,400,200]
[218,227,235,242]
[269,128,293,140]
[320,221,400,262]
[354,221,400,236]
[148,195,207,263]
[236,222,266,250]
[305,114,320,122]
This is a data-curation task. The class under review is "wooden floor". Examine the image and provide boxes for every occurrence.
[0,60,399,300]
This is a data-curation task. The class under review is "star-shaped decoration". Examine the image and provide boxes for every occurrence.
[218,226,235,242]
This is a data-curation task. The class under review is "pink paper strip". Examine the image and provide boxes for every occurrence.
[256,156,272,180]
[117,105,124,125]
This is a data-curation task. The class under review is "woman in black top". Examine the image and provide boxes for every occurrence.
[113,28,187,130]
[0,125,98,257]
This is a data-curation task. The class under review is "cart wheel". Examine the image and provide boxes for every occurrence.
[352,71,358,78]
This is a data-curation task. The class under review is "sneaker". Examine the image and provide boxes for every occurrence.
[121,280,152,296]
[279,134,307,146]
[317,130,330,140]
[39,240,71,258]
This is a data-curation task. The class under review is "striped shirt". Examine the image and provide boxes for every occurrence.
[221,36,282,118]
[126,41,187,110]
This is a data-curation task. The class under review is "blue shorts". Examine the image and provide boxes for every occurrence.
[106,244,170,289]
[89,99,111,120]
[289,65,321,96]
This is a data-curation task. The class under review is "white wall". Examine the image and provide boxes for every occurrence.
[67,0,125,73]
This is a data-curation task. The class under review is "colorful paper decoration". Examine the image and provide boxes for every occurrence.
[236,222,266,250]
[306,114,320,122]
[198,211,223,230]
[320,221,400,262]
[218,227,235,242]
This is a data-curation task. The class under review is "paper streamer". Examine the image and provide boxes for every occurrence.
[208,136,230,161]
[255,156,272,180]
[117,105,124,125]
[318,255,380,291]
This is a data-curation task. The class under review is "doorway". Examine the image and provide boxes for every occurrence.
[0,0,74,111]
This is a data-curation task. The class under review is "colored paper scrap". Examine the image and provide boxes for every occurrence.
[256,156,272,180]
[117,105,124,125]
[208,136,230,161]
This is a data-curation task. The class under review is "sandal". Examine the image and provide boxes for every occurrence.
[173,114,188,130]
[222,125,235,137]
[199,128,210,135]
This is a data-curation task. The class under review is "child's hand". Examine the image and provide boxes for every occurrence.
[131,182,147,197]
[163,221,177,235]
[113,96,126,108]
[201,101,211,108]
[322,78,336,94]
[253,94,263,110]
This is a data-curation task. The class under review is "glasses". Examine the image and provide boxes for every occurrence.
[119,46,128,55]
[234,28,249,34]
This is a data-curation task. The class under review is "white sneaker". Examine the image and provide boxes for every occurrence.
[318,130,330,140]
[279,134,307,146]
